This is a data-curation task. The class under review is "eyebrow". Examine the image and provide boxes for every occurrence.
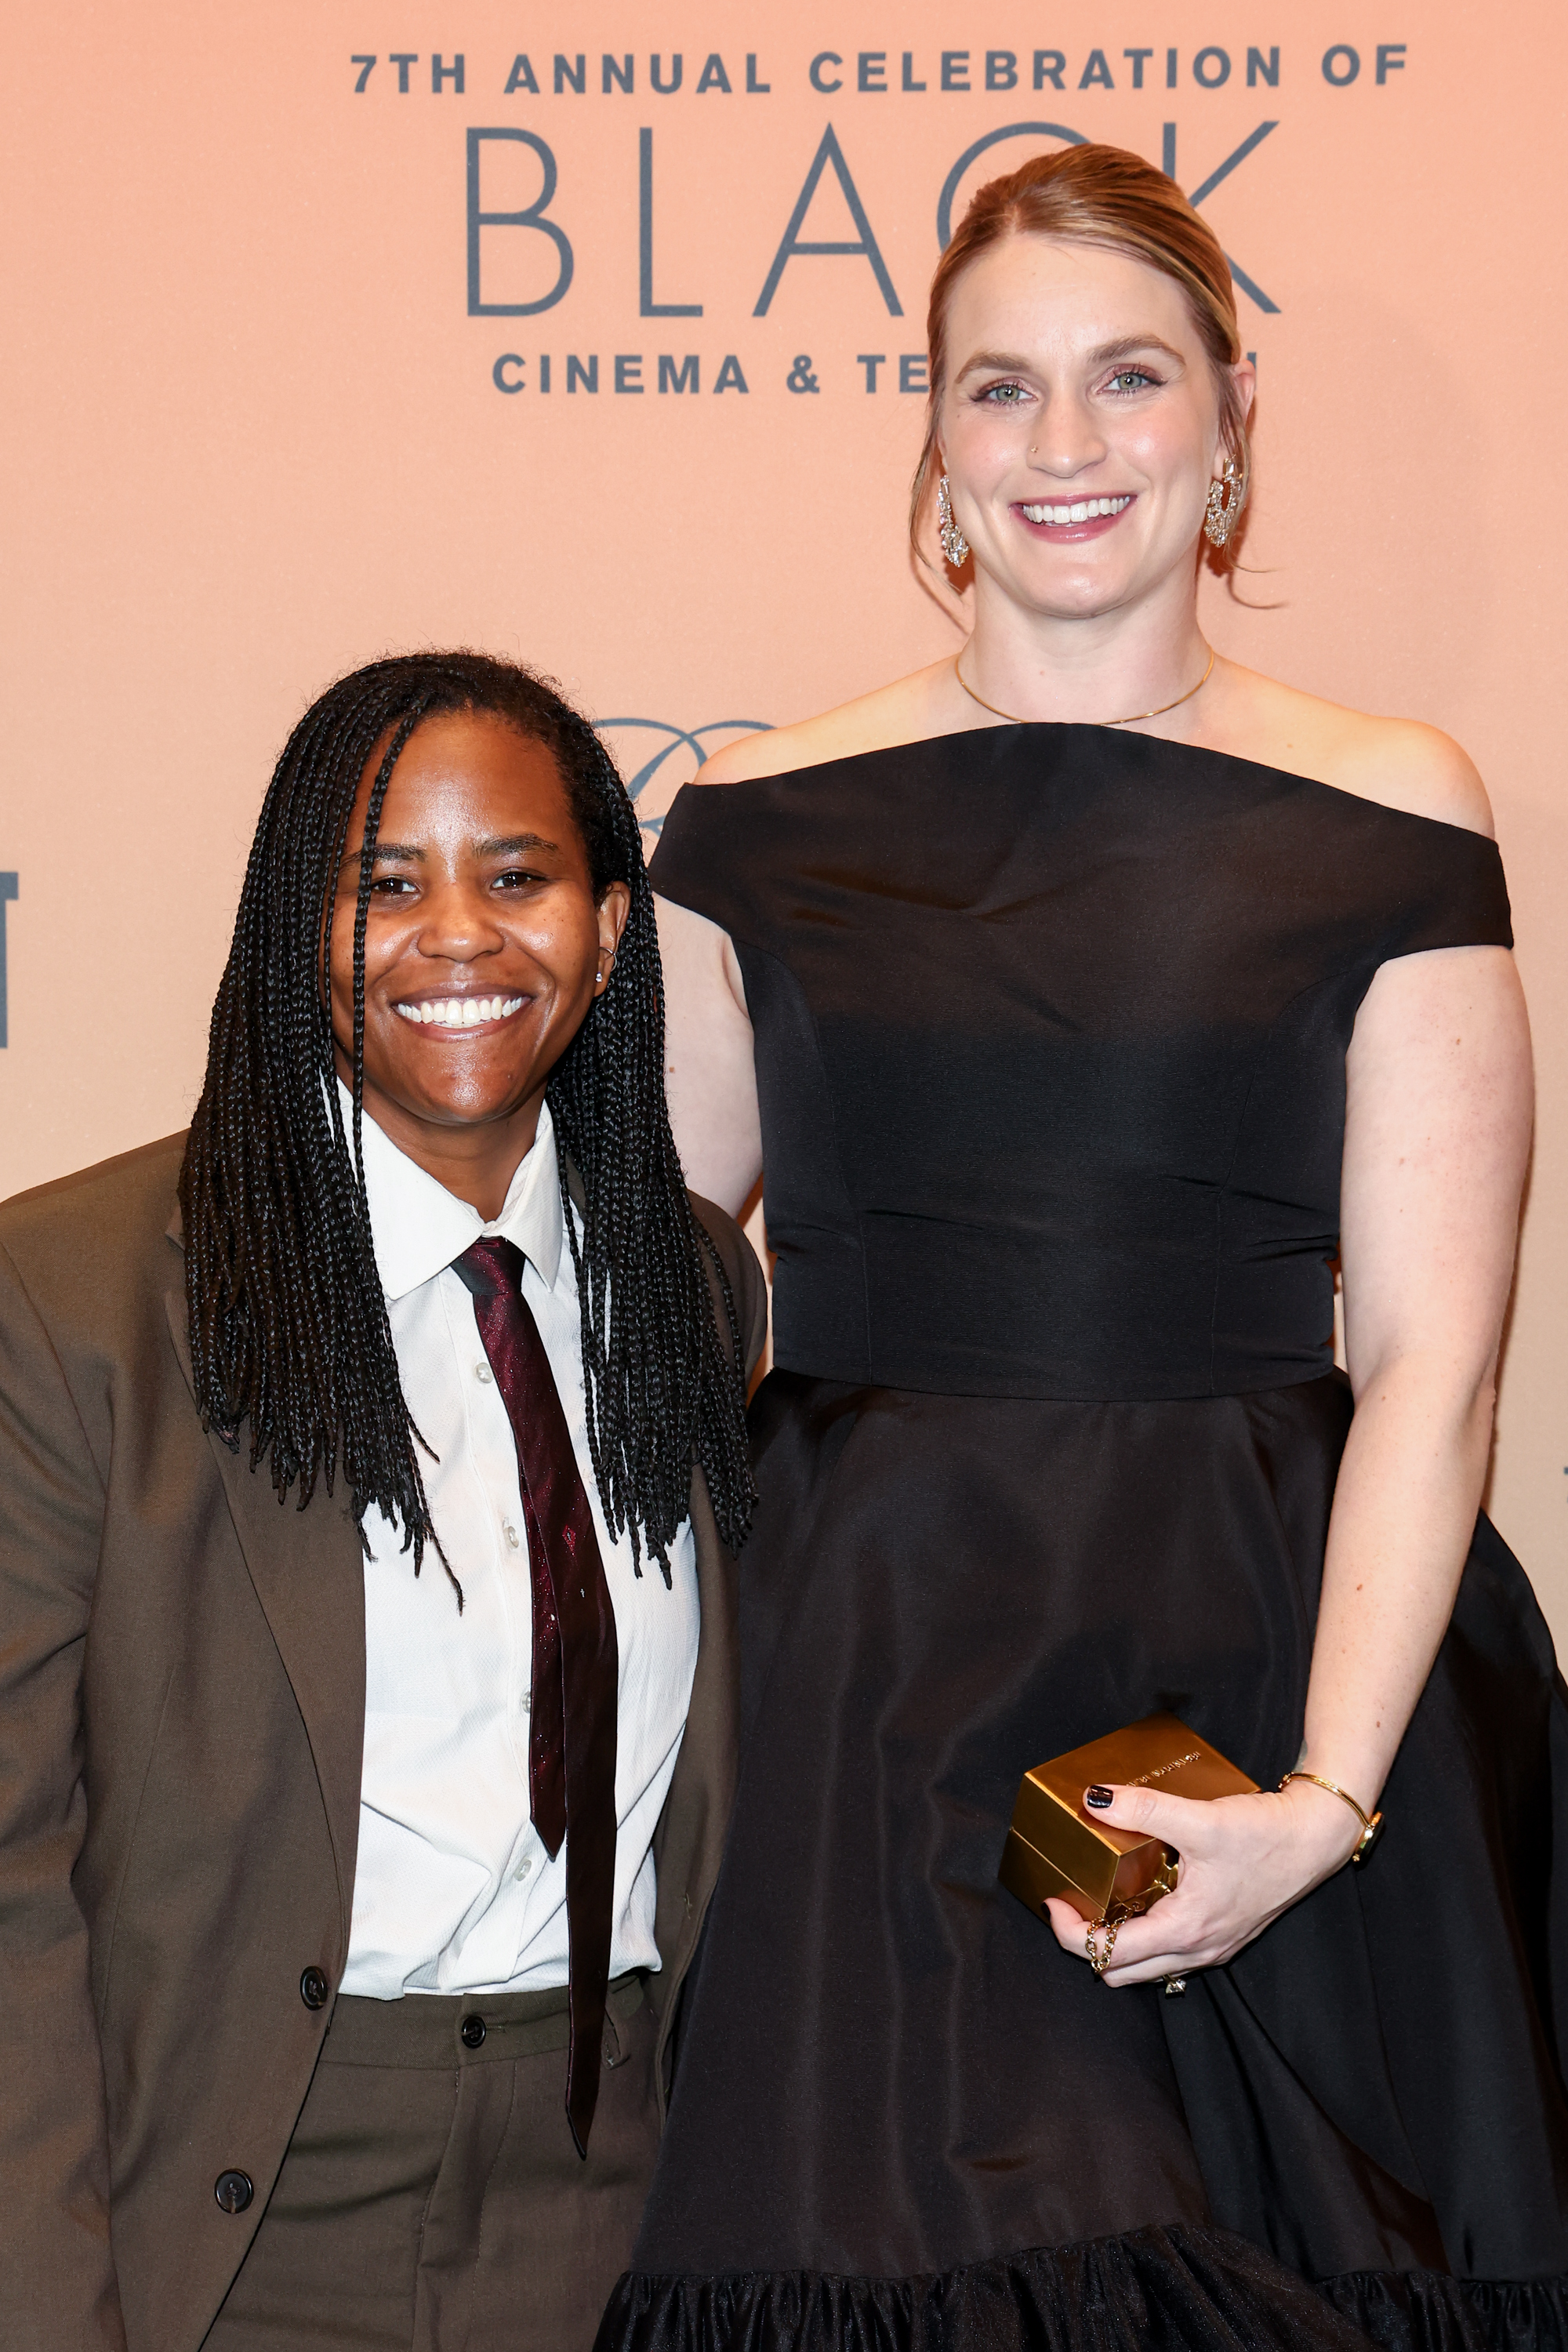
[342,830,563,867]
[956,335,1186,377]
[342,840,422,866]
[477,833,562,857]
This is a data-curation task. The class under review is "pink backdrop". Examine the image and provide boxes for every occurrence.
[3,1,1564,1628]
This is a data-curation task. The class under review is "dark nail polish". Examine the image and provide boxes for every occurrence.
[1086,1784,1114,1809]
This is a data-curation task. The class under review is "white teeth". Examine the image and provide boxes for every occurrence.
[394,994,525,1028]
[1021,494,1131,525]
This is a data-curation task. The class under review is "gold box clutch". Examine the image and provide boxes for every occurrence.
[999,1711,1258,1928]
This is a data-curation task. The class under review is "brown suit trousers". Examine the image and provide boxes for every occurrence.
[209,1978,659,2350]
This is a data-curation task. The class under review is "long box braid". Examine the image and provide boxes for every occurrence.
[179,651,756,1593]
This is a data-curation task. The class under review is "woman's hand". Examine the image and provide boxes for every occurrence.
[1042,1777,1364,1986]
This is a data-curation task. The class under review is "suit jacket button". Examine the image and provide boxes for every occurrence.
[214,2171,254,2214]
[459,2014,487,2049]
[300,1967,329,2010]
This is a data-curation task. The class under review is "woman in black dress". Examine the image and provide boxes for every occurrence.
[597,147,1565,2350]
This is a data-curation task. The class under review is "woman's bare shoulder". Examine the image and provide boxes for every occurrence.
[1212,665,1495,839]
[692,661,956,786]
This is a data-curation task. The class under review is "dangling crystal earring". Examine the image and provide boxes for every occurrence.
[1203,455,1245,549]
[938,474,970,568]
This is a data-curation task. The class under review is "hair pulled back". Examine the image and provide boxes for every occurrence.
[180,650,755,1595]
[911,141,1249,570]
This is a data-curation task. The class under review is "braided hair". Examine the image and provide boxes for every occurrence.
[180,650,756,1592]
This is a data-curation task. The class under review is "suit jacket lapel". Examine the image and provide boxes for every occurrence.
[645,1193,756,2107]
[162,1243,366,1940]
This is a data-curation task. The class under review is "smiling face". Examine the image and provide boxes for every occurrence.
[938,234,1251,622]
[327,709,630,1207]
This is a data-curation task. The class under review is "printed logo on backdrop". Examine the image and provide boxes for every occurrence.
[596,720,773,842]
[346,38,1411,395]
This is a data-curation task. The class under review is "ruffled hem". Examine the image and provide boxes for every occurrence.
[596,2227,1568,2352]
[1319,2268,1568,2352]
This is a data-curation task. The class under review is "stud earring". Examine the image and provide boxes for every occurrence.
[938,474,970,568]
[1203,454,1246,549]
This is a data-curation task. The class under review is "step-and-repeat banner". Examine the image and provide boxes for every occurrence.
[4,3,1565,1622]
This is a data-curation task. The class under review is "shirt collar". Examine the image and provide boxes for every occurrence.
[339,1082,566,1302]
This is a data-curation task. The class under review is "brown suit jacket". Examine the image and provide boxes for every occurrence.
[0,1132,765,2352]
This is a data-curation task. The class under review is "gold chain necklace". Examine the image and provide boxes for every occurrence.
[953,642,1216,731]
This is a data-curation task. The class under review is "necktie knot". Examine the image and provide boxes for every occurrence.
[454,1233,527,1308]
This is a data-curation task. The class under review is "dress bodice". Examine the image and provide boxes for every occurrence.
[650,727,1510,1402]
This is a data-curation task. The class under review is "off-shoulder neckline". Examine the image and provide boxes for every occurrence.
[677,722,1497,849]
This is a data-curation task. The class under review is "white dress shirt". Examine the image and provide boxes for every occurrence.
[339,1092,700,1999]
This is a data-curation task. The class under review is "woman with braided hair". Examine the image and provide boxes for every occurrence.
[0,650,764,2352]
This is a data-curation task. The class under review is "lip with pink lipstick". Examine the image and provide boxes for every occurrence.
[392,991,528,1033]
[1014,492,1136,543]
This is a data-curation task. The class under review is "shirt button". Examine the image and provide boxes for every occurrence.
[514,1857,532,1882]
[503,1523,521,1550]
[475,1363,493,1385]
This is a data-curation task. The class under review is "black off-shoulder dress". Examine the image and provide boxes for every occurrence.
[599,727,1568,2352]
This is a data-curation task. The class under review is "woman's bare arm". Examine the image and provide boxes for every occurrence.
[1302,938,1533,1803]
[1047,937,1531,1983]
[655,895,762,1216]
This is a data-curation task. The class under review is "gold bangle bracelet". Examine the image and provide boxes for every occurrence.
[1278,1770,1384,1864]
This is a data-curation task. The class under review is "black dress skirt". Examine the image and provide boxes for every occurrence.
[599,728,1568,2352]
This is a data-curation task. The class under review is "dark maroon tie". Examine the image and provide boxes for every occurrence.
[454,1235,619,2158]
